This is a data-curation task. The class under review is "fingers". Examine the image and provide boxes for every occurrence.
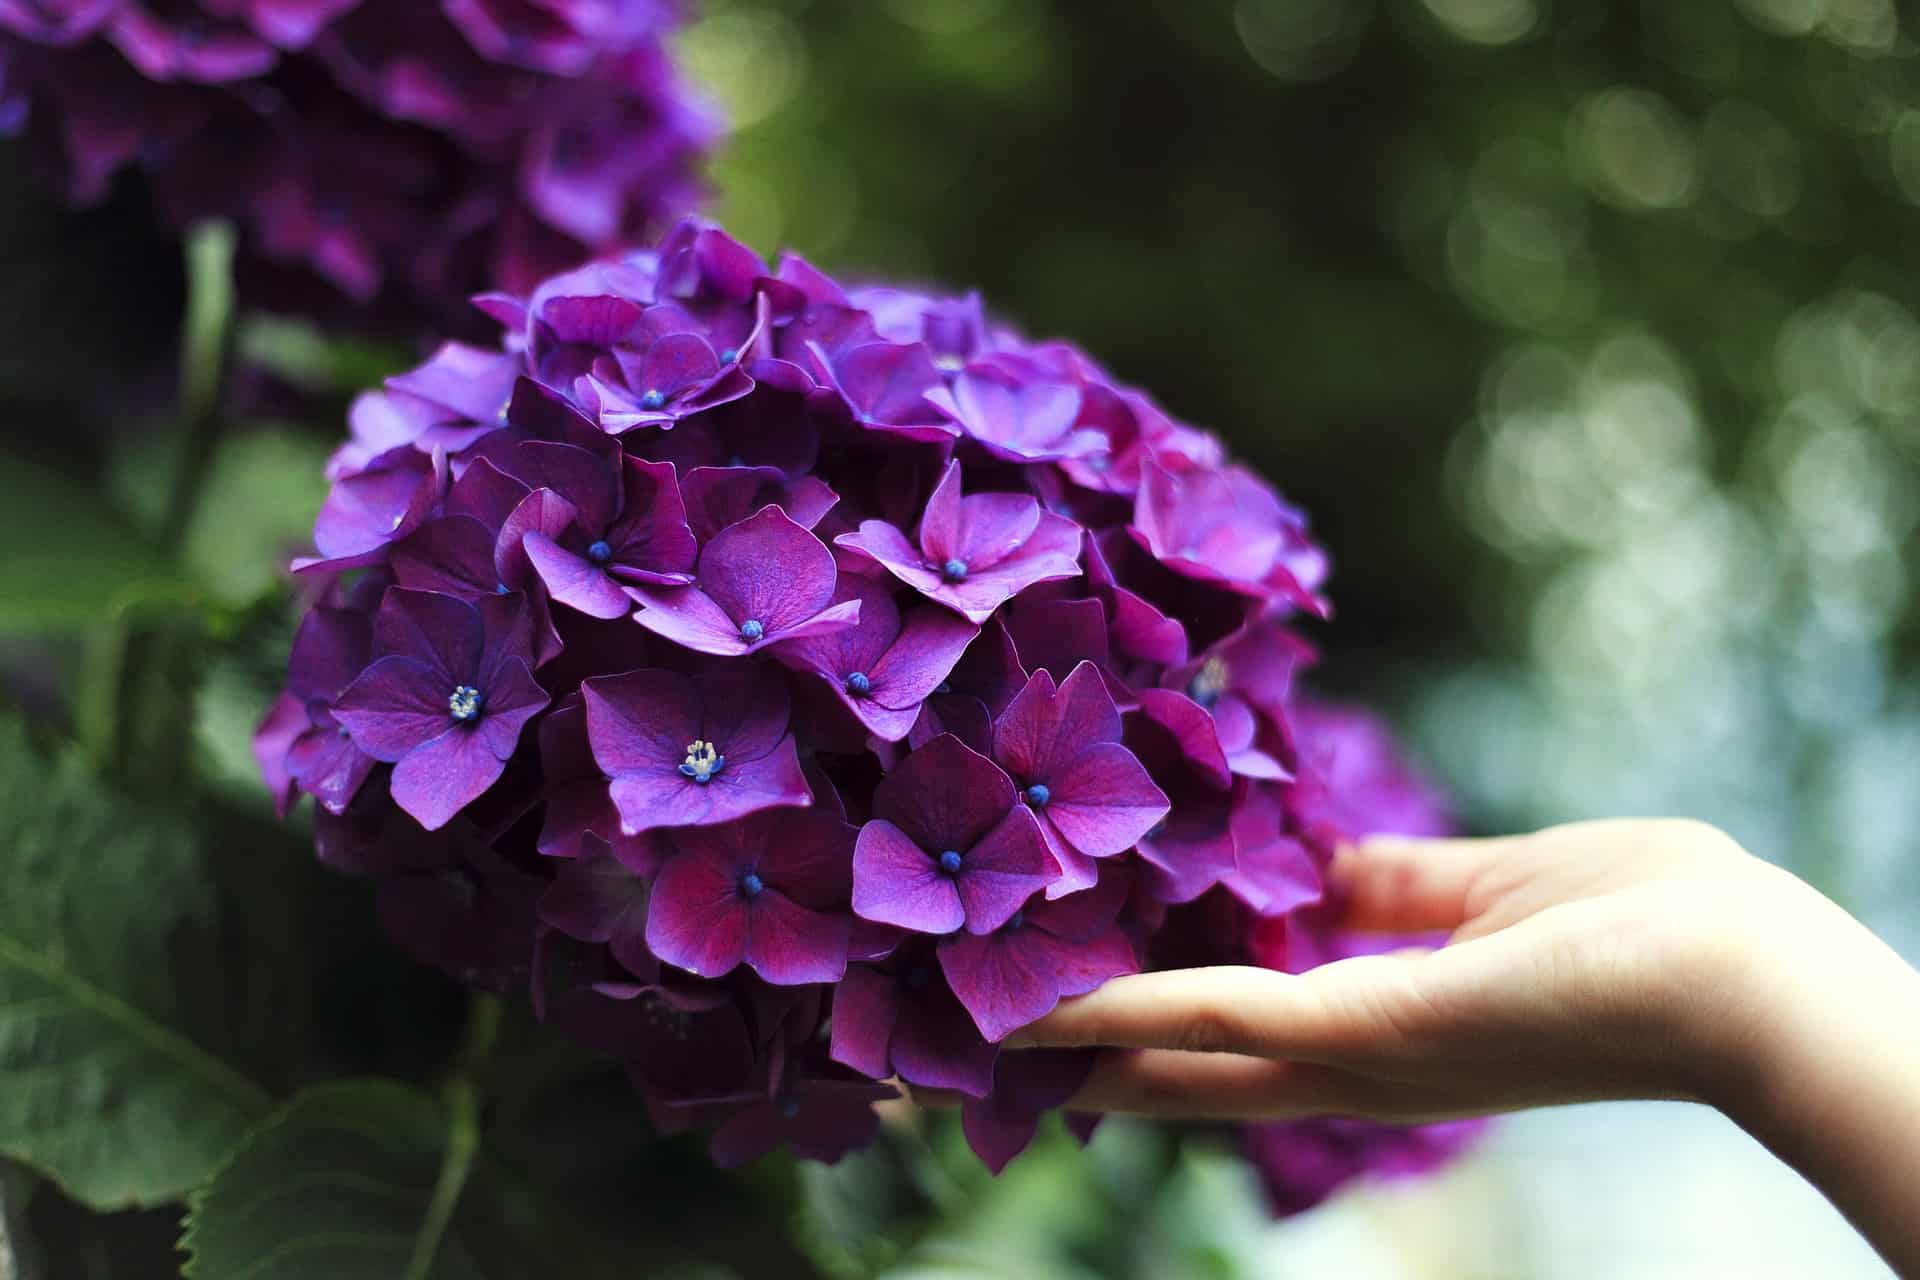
[1331,834,1532,933]
[1070,1049,1360,1120]
[1003,967,1313,1055]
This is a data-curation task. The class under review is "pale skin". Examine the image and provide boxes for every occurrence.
[1004,820,1920,1278]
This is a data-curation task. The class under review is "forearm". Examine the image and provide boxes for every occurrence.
[1717,923,1920,1278]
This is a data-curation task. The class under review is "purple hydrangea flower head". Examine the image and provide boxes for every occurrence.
[0,0,718,322]
[838,460,1083,625]
[262,216,1479,1191]
[331,587,548,830]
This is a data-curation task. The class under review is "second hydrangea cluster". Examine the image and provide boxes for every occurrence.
[0,0,716,318]
[256,216,1466,1178]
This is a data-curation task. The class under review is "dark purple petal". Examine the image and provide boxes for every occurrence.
[951,806,1051,935]
[333,655,456,760]
[645,851,748,978]
[872,733,1015,854]
[828,963,899,1080]
[389,721,510,830]
[850,819,964,935]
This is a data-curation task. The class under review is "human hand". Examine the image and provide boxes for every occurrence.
[1009,818,1908,1125]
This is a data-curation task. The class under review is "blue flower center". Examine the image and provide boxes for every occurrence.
[639,388,666,411]
[937,849,963,875]
[777,1096,800,1118]
[845,671,872,697]
[587,539,613,565]
[739,618,765,642]
[719,347,738,364]
[740,872,765,898]
[940,558,969,583]
[1004,910,1025,932]
[493,582,510,595]
[933,681,952,695]
[679,739,725,783]
[1024,782,1050,808]
[448,685,484,723]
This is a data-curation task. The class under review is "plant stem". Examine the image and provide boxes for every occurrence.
[403,992,502,1280]
[158,221,236,553]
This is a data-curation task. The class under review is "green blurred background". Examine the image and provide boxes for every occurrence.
[3,0,1917,1275]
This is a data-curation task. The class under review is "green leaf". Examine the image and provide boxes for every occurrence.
[0,456,191,635]
[177,428,330,609]
[180,1078,674,1280]
[0,717,274,1209]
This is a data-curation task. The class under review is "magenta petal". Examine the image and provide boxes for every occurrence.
[626,582,754,654]
[1047,925,1138,1000]
[374,588,483,685]
[1045,742,1170,858]
[476,657,547,760]
[389,725,508,831]
[994,662,1119,782]
[868,607,980,712]
[646,852,748,978]
[333,656,454,760]
[537,851,652,977]
[889,990,999,1097]
[953,806,1051,934]
[743,892,850,985]
[608,734,809,834]
[872,734,1015,853]
[948,492,1045,573]
[698,505,838,632]
[524,530,632,619]
[829,964,900,1081]
[582,669,698,776]
[693,664,795,764]
[440,456,529,533]
[1137,688,1233,790]
[392,516,500,598]
[851,820,964,935]
[508,441,619,535]
[938,930,1061,1044]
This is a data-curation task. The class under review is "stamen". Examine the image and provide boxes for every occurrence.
[639,388,666,411]
[678,739,725,783]
[739,871,764,898]
[937,850,963,875]
[1187,655,1230,709]
[448,685,484,723]
[941,558,968,583]
[845,671,872,697]
[1024,782,1050,808]
[738,618,765,642]
[587,539,613,565]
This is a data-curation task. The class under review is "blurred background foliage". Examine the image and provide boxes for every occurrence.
[2,0,1918,1275]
